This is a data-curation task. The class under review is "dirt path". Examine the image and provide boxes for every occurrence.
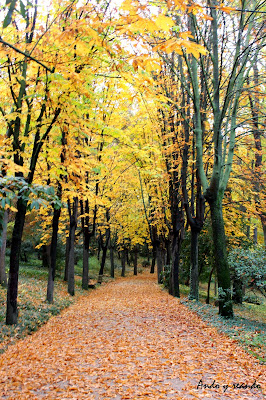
[0,272,265,399]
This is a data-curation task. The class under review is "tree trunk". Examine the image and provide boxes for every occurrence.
[6,199,27,325]
[0,209,8,287]
[98,244,108,283]
[121,249,126,277]
[110,245,115,278]
[80,199,94,290]
[97,210,110,283]
[156,245,163,284]
[42,244,51,269]
[263,219,266,247]
[97,238,101,260]
[46,206,61,303]
[166,239,171,267]
[209,200,233,318]
[64,235,70,281]
[189,228,199,300]
[133,247,138,276]
[67,197,78,296]
[150,243,156,274]
[169,233,180,297]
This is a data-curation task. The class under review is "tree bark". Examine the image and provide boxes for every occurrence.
[209,199,233,317]
[0,209,8,287]
[150,243,156,274]
[189,228,199,300]
[121,248,126,277]
[97,210,110,283]
[133,247,138,276]
[80,198,97,289]
[98,244,108,283]
[6,198,27,324]
[64,235,70,281]
[46,205,61,303]
[169,232,180,297]
[80,200,90,290]
[110,245,115,278]
[156,245,163,284]
[67,197,78,296]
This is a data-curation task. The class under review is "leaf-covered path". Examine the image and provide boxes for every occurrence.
[0,272,265,400]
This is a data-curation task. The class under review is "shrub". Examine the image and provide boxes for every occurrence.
[228,246,266,297]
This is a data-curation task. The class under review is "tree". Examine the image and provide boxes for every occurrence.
[180,1,265,317]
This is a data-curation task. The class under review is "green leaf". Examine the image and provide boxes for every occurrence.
[30,200,40,210]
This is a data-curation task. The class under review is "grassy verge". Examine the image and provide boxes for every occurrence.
[178,283,266,364]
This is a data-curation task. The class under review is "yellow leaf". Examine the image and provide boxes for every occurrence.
[155,14,175,31]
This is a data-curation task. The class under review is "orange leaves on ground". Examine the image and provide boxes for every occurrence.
[0,271,265,399]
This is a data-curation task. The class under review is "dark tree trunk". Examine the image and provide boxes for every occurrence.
[64,235,70,281]
[67,197,78,296]
[46,205,61,303]
[169,232,180,297]
[110,245,115,278]
[97,210,110,283]
[82,198,97,289]
[98,244,108,283]
[150,243,156,274]
[97,238,101,260]
[42,244,51,269]
[133,247,138,276]
[166,239,171,267]
[121,249,126,277]
[209,199,233,317]
[263,221,266,248]
[156,245,163,284]
[80,199,91,290]
[189,228,199,300]
[0,209,8,287]
[6,198,27,325]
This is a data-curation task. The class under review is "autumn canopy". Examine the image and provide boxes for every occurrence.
[0,0,265,326]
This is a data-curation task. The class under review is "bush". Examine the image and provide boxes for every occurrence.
[228,246,266,297]
[243,295,262,305]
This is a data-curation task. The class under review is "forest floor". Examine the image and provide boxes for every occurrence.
[0,271,265,400]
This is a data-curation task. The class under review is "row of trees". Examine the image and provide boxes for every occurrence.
[0,0,265,324]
